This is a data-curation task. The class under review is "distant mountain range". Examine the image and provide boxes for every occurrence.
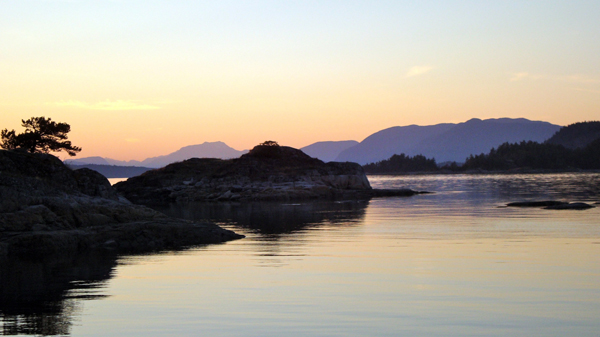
[66,141,248,168]
[300,141,359,162]
[66,118,563,171]
[335,118,561,164]
[65,164,153,178]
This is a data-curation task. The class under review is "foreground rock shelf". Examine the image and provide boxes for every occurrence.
[115,144,426,204]
[0,150,242,262]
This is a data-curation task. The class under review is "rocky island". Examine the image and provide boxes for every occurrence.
[115,143,424,205]
[0,149,243,262]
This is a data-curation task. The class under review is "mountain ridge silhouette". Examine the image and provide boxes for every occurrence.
[66,118,562,168]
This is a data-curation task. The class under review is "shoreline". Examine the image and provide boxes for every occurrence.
[365,169,600,176]
[110,169,600,183]
[0,150,244,262]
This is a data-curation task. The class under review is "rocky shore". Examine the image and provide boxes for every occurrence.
[115,144,425,204]
[0,150,243,262]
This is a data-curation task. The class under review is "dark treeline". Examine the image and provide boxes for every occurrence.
[363,139,600,173]
[462,139,600,171]
[363,154,438,173]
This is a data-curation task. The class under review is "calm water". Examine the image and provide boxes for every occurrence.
[2,174,600,336]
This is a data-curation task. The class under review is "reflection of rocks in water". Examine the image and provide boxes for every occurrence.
[0,252,117,336]
[155,200,369,235]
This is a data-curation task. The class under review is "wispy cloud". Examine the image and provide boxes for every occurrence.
[406,65,433,78]
[510,72,541,81]
[572,88,600,94]
[510,72,600,84]
[47,100,161,110]
[561,75,600,84]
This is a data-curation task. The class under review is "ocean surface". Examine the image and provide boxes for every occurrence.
[2,173,600,336]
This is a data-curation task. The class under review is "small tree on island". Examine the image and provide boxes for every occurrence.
[259,140,279,147]
[1,117,82,156]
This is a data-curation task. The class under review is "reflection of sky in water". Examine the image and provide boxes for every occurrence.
[2,173,600,336]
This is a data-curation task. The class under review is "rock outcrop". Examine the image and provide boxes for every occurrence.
[0,150,242,262]
[506,201,568,207]
[544,202,595,210]
[505,200,595,210]
[115,144,420,204]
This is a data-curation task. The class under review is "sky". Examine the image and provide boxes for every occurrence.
[1,1,599,161]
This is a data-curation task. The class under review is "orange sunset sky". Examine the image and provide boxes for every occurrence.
[1,1,599,161]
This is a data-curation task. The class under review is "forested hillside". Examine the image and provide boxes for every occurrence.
[545,121,600,149]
